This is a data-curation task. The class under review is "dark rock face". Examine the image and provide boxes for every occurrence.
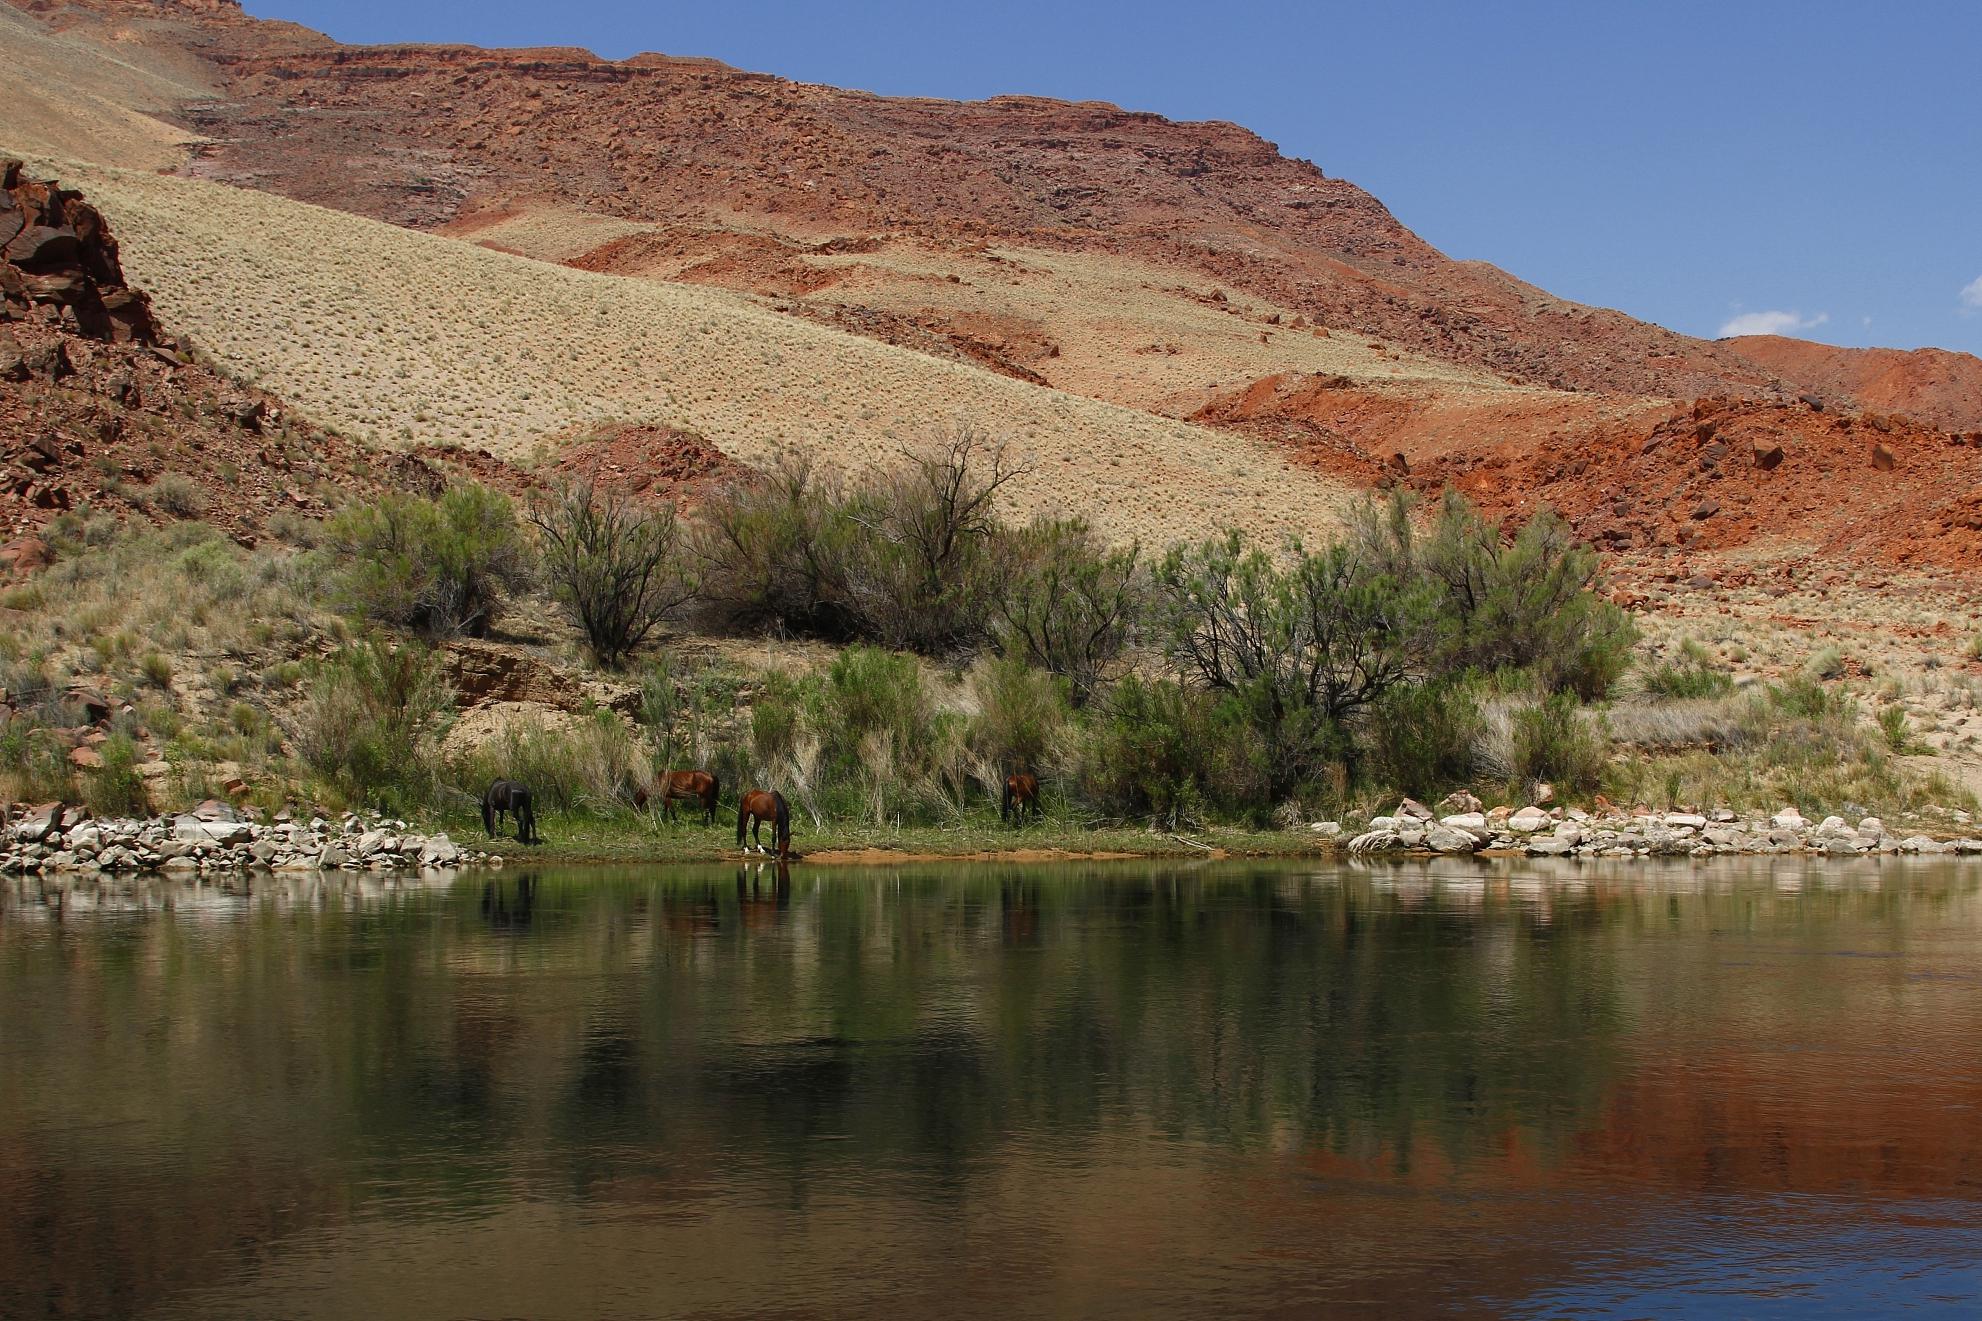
[0,161,161,344]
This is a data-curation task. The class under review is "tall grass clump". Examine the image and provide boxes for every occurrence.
[294,636,454,810]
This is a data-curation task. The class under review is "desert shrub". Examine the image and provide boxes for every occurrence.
[1365,678,1484,798]
[1877,705,1918,754]
[1156,530,1424,796]
[1355,489,1635,698]
[147,472,207,517]
[530,477,696,669]
[1641,642,1733,699]
[294,636,454,809]
[694,452,864,639]
[969,654,1072,778]
[840,423,1025,655]
[80,734,149,817]
[1074,675,1215,828]
[1507,693,1610,796]
[1806,646,1848,681]
[0,718,76,805]
[993,517,1143,705]
[327,483,531,639]
[139,652,173,689]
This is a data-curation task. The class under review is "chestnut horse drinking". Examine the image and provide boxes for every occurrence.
[1002,772,1041,824]
[635,770,722,825]
[736,789,791,858]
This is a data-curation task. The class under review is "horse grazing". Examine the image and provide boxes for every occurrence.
[736,789,791,858]
[634,770,722,825]
[1002,772,1041,824]
[482,779,542,844]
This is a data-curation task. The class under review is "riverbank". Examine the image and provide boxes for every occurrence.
[1348,801,1982,859]
[9,795,1982,877]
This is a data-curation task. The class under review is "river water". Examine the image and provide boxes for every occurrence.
[1,858,1978,1319]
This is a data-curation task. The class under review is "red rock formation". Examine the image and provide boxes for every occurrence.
[0,159,159,343]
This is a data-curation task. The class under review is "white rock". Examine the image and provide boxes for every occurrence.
[1771,808,1806,830]
[1439,813,1488,831]
[1508,807,1551,833]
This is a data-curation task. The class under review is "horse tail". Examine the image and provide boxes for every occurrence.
[708,773,722,823]
[481,787,495,837]
[736,801,748,849]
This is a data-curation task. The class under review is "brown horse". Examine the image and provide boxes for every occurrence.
[635,770,722,825]
[736,789,791,858]
[1002,772,1041,824]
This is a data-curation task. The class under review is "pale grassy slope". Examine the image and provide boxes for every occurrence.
[44,158,1360,547]
[0,5,208,170]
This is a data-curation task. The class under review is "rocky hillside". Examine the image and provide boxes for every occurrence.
[4,0,1949,417]
[3,0,1980,581]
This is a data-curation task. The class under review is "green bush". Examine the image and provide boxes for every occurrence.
[1074,675,1212,828]
[993,517,1142,706]
[529,478,695,669]
[295,636,454,809]
[970,654,1071,776]
[1355,489,1636,698]
[1509,693,1610,796]
[1155,530,1422,798]
[81,734,149,817]
[1365,678,1484,798]
[326,483,531,639]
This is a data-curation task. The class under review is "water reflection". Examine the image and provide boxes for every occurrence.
[1,858,1979,1318]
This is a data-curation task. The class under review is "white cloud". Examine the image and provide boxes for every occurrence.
[1717,309,1830,338]
[1961,276,1982,311]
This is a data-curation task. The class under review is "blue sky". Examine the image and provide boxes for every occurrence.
[251,2,1982,356]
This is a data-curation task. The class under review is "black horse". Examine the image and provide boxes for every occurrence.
[482,779,542,844]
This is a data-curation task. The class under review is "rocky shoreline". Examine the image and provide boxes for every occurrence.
[1340,797,1982,859]
[2,801,498,876]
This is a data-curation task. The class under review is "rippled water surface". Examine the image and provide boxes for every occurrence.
[3,858,1980,1318]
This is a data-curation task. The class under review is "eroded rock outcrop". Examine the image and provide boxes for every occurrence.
[0,160,159,344]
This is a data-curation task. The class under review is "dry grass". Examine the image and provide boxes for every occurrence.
[0,6,210,171]
[46,157,1363,550]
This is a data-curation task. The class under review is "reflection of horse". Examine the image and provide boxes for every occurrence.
[479,875,537,931]
[735,860,793,924]
[1002,772,1041,824]
[482,779,542,844]
[634,770,721,825]
[736,789,791,858]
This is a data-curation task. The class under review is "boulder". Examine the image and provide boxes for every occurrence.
[1439,812,1488,832]
[1435,791,1482,816]
[1396,797,1434,822]
[12,801,70,842]
[417,834,462,867]
[1508,806,1551,834]
[1425,826,1478,854]
[173,814,251,846]
[1771,808,1806,830]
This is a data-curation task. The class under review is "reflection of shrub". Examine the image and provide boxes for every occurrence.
[295,636,454,807]
[327,484,531,639]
